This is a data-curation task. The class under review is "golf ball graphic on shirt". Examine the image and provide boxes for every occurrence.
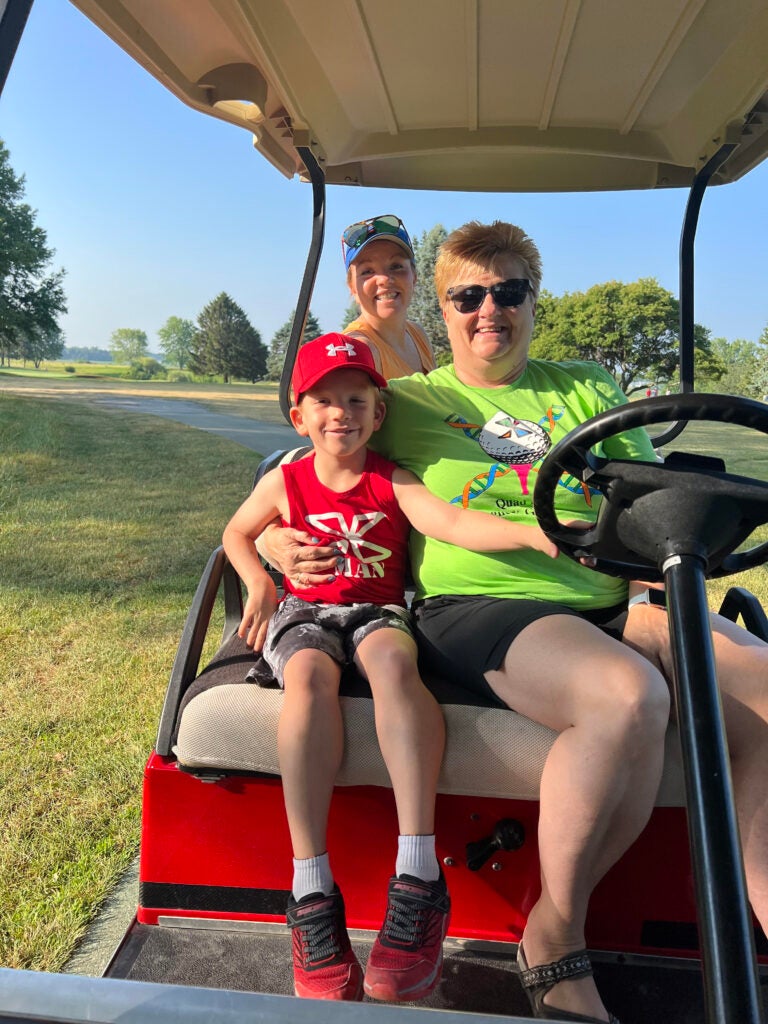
[476,411,551,465]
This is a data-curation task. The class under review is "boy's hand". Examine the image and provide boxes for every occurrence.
[529,526,560,559]
[262,524,339,589]
[239,576,279,651]
[534,520,593,561]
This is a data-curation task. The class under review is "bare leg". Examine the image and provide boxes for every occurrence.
[355,628,445,836]
[625,602,768,932]
[485,615,670,1022]
[278,648,343,859]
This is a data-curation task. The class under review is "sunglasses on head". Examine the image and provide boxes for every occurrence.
[341,214,412,260]
[446,278,531,314]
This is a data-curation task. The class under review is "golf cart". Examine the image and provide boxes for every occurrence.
[2,1,768,1022]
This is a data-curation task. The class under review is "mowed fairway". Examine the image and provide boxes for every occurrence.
[0,379,766,973]
[0,367,287,424]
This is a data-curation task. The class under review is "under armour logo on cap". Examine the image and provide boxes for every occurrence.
[292,332,388,403]
[325,339,358,358]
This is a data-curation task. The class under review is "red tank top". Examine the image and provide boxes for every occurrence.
[281,450,410,606]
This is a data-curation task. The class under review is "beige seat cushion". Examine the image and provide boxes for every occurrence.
[174,674,686,807]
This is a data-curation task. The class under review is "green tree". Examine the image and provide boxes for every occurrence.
[530,290,577,361]
[125,356,167,380]
[20,326,65,368]
[754,327,768,397]
[531,278,680,393]
[266,309,322,381]
[157,316,195,368]
[410,224,449,361]
[109,327,149,364]
[706,337,762,397]
[754,357,768,400]
[690,325,726,389]
[340,300,359,331]
[191,293,267,383]
[0,140,67,365]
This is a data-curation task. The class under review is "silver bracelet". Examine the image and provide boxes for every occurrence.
[628,589,651,608]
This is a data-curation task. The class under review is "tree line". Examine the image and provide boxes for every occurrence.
[2,137,766,395]
[109,303,324,383]
[109,295,269,383]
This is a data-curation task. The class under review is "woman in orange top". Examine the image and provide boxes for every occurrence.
[341,214,436,378]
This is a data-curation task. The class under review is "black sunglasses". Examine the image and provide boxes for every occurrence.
[446,278,531,314]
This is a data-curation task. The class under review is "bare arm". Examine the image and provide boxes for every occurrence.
[222,470,286,650]
[391,467,559,558]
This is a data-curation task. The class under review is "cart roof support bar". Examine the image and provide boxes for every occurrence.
[652,142,737,448]
[279,147,326,422]
[0,0,33,95]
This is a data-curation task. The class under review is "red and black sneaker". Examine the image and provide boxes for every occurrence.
[364,872,451,1002]
[286,887,363,1000]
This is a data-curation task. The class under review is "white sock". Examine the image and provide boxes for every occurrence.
[292,852,334,901]
[396,834,439,882]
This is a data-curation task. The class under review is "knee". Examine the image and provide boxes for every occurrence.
[366,642,421,690]
[283,650,339,708]
[605,662,670,743]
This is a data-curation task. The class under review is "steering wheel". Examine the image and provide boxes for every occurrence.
[532,393,768,582]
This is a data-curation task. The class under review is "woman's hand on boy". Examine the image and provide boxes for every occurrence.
[261,523,339,589]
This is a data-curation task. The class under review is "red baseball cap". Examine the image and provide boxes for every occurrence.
[292,333,387,403]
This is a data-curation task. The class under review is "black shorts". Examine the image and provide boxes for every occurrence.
[248,594,413,688]
[413,594,628,705]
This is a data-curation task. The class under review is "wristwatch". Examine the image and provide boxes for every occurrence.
[628,589,651,608]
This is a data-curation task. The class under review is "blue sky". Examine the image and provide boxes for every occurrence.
[2,0,768,353]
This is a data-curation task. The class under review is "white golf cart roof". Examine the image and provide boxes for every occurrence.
[70,0,768,192]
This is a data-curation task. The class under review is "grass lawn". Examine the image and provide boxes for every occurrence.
[0,392,257,971]
[0,362,128,379]
[0,384,765,973]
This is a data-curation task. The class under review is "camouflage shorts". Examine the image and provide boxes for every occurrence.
[246,593,413,688]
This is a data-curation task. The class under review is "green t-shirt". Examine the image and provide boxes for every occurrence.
[372,359,655,609]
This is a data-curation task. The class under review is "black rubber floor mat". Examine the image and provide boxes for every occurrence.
[109,924,768,1022]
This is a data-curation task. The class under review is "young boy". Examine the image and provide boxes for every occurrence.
[222,333,558,1004]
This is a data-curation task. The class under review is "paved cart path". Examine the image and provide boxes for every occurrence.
[92,394,296,455]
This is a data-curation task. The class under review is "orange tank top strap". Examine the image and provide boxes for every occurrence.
[344,318,436,378]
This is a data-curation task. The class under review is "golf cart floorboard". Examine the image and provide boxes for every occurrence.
[106,921,768,1021]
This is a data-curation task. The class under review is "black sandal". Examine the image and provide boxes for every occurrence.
[516,943,621,1023]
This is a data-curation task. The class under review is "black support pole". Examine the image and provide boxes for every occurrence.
[278,146,326,423]
[663,553,762,1024]
[651,143,735,449]
[0,0,34,95]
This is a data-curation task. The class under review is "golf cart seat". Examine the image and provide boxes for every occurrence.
[171,618,689,806]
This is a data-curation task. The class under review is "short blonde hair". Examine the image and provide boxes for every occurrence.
[434,221,543,306]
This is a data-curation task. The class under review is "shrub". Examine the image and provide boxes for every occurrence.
[64,365,76,374]
[124,357,168,381]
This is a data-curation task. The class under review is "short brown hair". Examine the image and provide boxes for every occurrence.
[434,221,543,306]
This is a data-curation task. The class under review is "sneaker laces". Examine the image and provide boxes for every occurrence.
[381,893,427,948]
[297,910,344,965]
